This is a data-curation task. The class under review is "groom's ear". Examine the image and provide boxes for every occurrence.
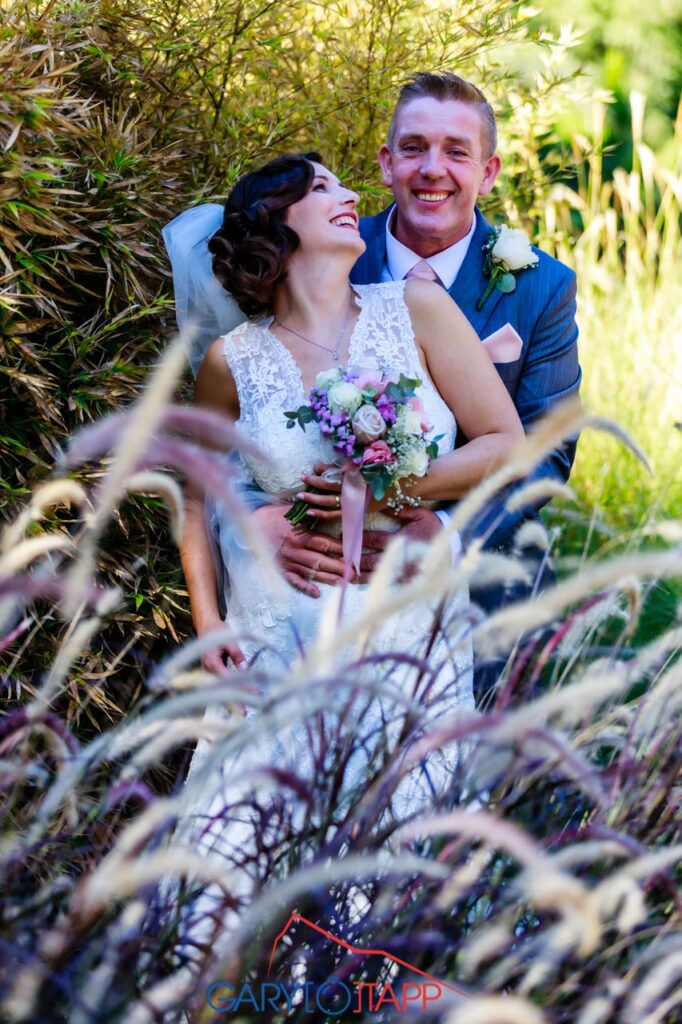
[378,145,393,187]
[478,153,502,197]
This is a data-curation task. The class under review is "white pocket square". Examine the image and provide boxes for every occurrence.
[481,323,523,363]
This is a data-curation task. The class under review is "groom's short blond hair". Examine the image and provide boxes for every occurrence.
[387,72,497,158]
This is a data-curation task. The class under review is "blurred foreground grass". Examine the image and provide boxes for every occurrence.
[1,351,679,1023]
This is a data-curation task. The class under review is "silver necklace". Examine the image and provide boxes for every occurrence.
[273,295,353,362]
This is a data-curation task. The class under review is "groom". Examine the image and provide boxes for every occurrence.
[259,73,580,600]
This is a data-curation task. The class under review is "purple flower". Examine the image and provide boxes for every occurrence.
[377,395,397,423]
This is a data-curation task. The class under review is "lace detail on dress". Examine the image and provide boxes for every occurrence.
[221,282,456,498]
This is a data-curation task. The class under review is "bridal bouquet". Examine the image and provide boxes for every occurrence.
[284,367,439,577]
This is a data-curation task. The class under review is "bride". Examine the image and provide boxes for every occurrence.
[172,152,523,950]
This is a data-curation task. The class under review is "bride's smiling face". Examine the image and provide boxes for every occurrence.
[285,163,365,259]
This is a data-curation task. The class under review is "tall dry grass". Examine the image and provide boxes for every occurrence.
[0,340,679,1022]
[540,93,682,533]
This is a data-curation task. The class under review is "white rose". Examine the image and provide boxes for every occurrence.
[328,381,362,414]
[491,226,539,271]
[351,404,386,443]
[399,446,429,478]
[397,407,424,436]
[315,367,344,390]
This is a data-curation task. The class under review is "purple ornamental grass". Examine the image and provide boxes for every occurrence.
[1,397,680,1022]
[2,569,680,1023]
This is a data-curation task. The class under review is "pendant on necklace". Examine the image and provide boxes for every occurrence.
[333,349,339,360]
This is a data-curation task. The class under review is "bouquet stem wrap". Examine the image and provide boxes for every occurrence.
[340,464,368,582]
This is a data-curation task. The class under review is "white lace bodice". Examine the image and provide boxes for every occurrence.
[221,282,456,495]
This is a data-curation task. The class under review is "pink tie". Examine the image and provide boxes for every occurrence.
[404,259,441,285]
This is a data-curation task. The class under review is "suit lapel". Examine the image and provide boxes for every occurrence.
[449,208,504,335]
[352,208,391,285]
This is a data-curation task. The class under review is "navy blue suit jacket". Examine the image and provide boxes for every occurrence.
[350,207,581,549]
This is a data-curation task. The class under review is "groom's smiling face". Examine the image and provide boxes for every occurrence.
[378,97,501,258]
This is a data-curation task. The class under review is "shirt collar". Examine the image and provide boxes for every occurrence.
[384,206,476,289]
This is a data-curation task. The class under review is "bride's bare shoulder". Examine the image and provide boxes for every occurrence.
[195,336,238,416]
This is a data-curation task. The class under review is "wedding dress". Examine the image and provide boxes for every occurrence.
[176,282,474,953]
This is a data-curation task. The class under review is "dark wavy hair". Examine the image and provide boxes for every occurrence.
[208,152,322,316]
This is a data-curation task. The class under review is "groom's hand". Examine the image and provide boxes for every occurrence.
[360,506,443,575]
[250,504,346,598]
[251,504,444,591]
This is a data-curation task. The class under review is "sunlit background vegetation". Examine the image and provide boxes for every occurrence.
[1,1,680,1021]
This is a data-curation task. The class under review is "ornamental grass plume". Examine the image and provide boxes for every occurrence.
[0,342,680,1023]
[447,994,546,1023]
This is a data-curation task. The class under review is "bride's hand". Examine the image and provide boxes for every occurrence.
[297,463,343,522]
[196,617,248,674]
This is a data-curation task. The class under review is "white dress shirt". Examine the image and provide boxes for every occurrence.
[381,206,477,562]
[381,206,476,288]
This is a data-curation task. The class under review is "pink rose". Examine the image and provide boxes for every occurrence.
[361,440,395,466]
[352,404,387,443]
[356,369,387,393]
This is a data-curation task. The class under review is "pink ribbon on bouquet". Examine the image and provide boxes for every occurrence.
[340,464,368,582]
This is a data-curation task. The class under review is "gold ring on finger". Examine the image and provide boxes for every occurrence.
[335,494,340,508]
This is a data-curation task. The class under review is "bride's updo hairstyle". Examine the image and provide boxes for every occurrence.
[209,151,323,316]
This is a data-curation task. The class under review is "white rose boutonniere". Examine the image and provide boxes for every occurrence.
[476,225,540,311]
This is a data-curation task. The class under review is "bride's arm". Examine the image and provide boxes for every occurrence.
[401,279,525,502]
[180,339,247,671]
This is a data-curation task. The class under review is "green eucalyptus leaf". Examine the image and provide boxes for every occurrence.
[496,273,516,294]
[397,374,421,393]
[369,477,389,501]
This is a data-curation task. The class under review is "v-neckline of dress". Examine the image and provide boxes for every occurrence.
[260,286,368,399]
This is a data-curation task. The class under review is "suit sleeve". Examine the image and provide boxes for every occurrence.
[462,267,581,550]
